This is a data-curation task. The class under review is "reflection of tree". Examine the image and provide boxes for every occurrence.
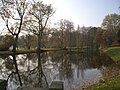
[20,66,48,88]
[20,54,37,71]
[59,54,73,81]
[3,57,14,70]
[0,50,115,89]
[45,51,114,83]
[17,53,48,88]
[0,57,19,90]
[76,51,114,69]
[0,53,49,89]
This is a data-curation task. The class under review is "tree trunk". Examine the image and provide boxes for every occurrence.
[12,35,22,86]
[37,31,43,87]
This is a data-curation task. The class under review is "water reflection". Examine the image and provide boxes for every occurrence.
[0,50,116,90]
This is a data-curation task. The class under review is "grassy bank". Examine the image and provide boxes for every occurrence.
[103,47,120,62]
[86,75,120,90]
[86,47,120,90]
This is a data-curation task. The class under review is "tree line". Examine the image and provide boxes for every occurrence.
[1,14,120,50]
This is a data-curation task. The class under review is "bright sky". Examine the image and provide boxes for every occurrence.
[44,0,120,28]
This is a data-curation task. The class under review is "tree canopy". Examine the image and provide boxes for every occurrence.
[101,14,120,30]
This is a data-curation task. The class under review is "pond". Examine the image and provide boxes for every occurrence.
[0,50,118,90]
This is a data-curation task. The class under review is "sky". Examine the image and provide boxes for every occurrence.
[44,0,120,28]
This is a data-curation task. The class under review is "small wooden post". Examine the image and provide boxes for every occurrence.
[17,87,47,90]
[49,81,64,90]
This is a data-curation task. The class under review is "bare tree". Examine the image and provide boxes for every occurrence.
[0,0,28,86]
[57,19,74,47]
[24,1,55,87]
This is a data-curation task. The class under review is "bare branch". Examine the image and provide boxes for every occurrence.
[5,19,14,35]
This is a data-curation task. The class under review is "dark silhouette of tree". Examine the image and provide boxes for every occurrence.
[0,0,28,86]
[23,1,54,87]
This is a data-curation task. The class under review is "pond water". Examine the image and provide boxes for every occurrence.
[0,50,117,90]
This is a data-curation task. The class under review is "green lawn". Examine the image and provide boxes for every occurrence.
[103,47,120,62]
[86,75,120,90]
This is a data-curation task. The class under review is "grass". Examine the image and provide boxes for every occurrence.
[103,47,120,62]
[86,46,120,90]
[86,75,120,90]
